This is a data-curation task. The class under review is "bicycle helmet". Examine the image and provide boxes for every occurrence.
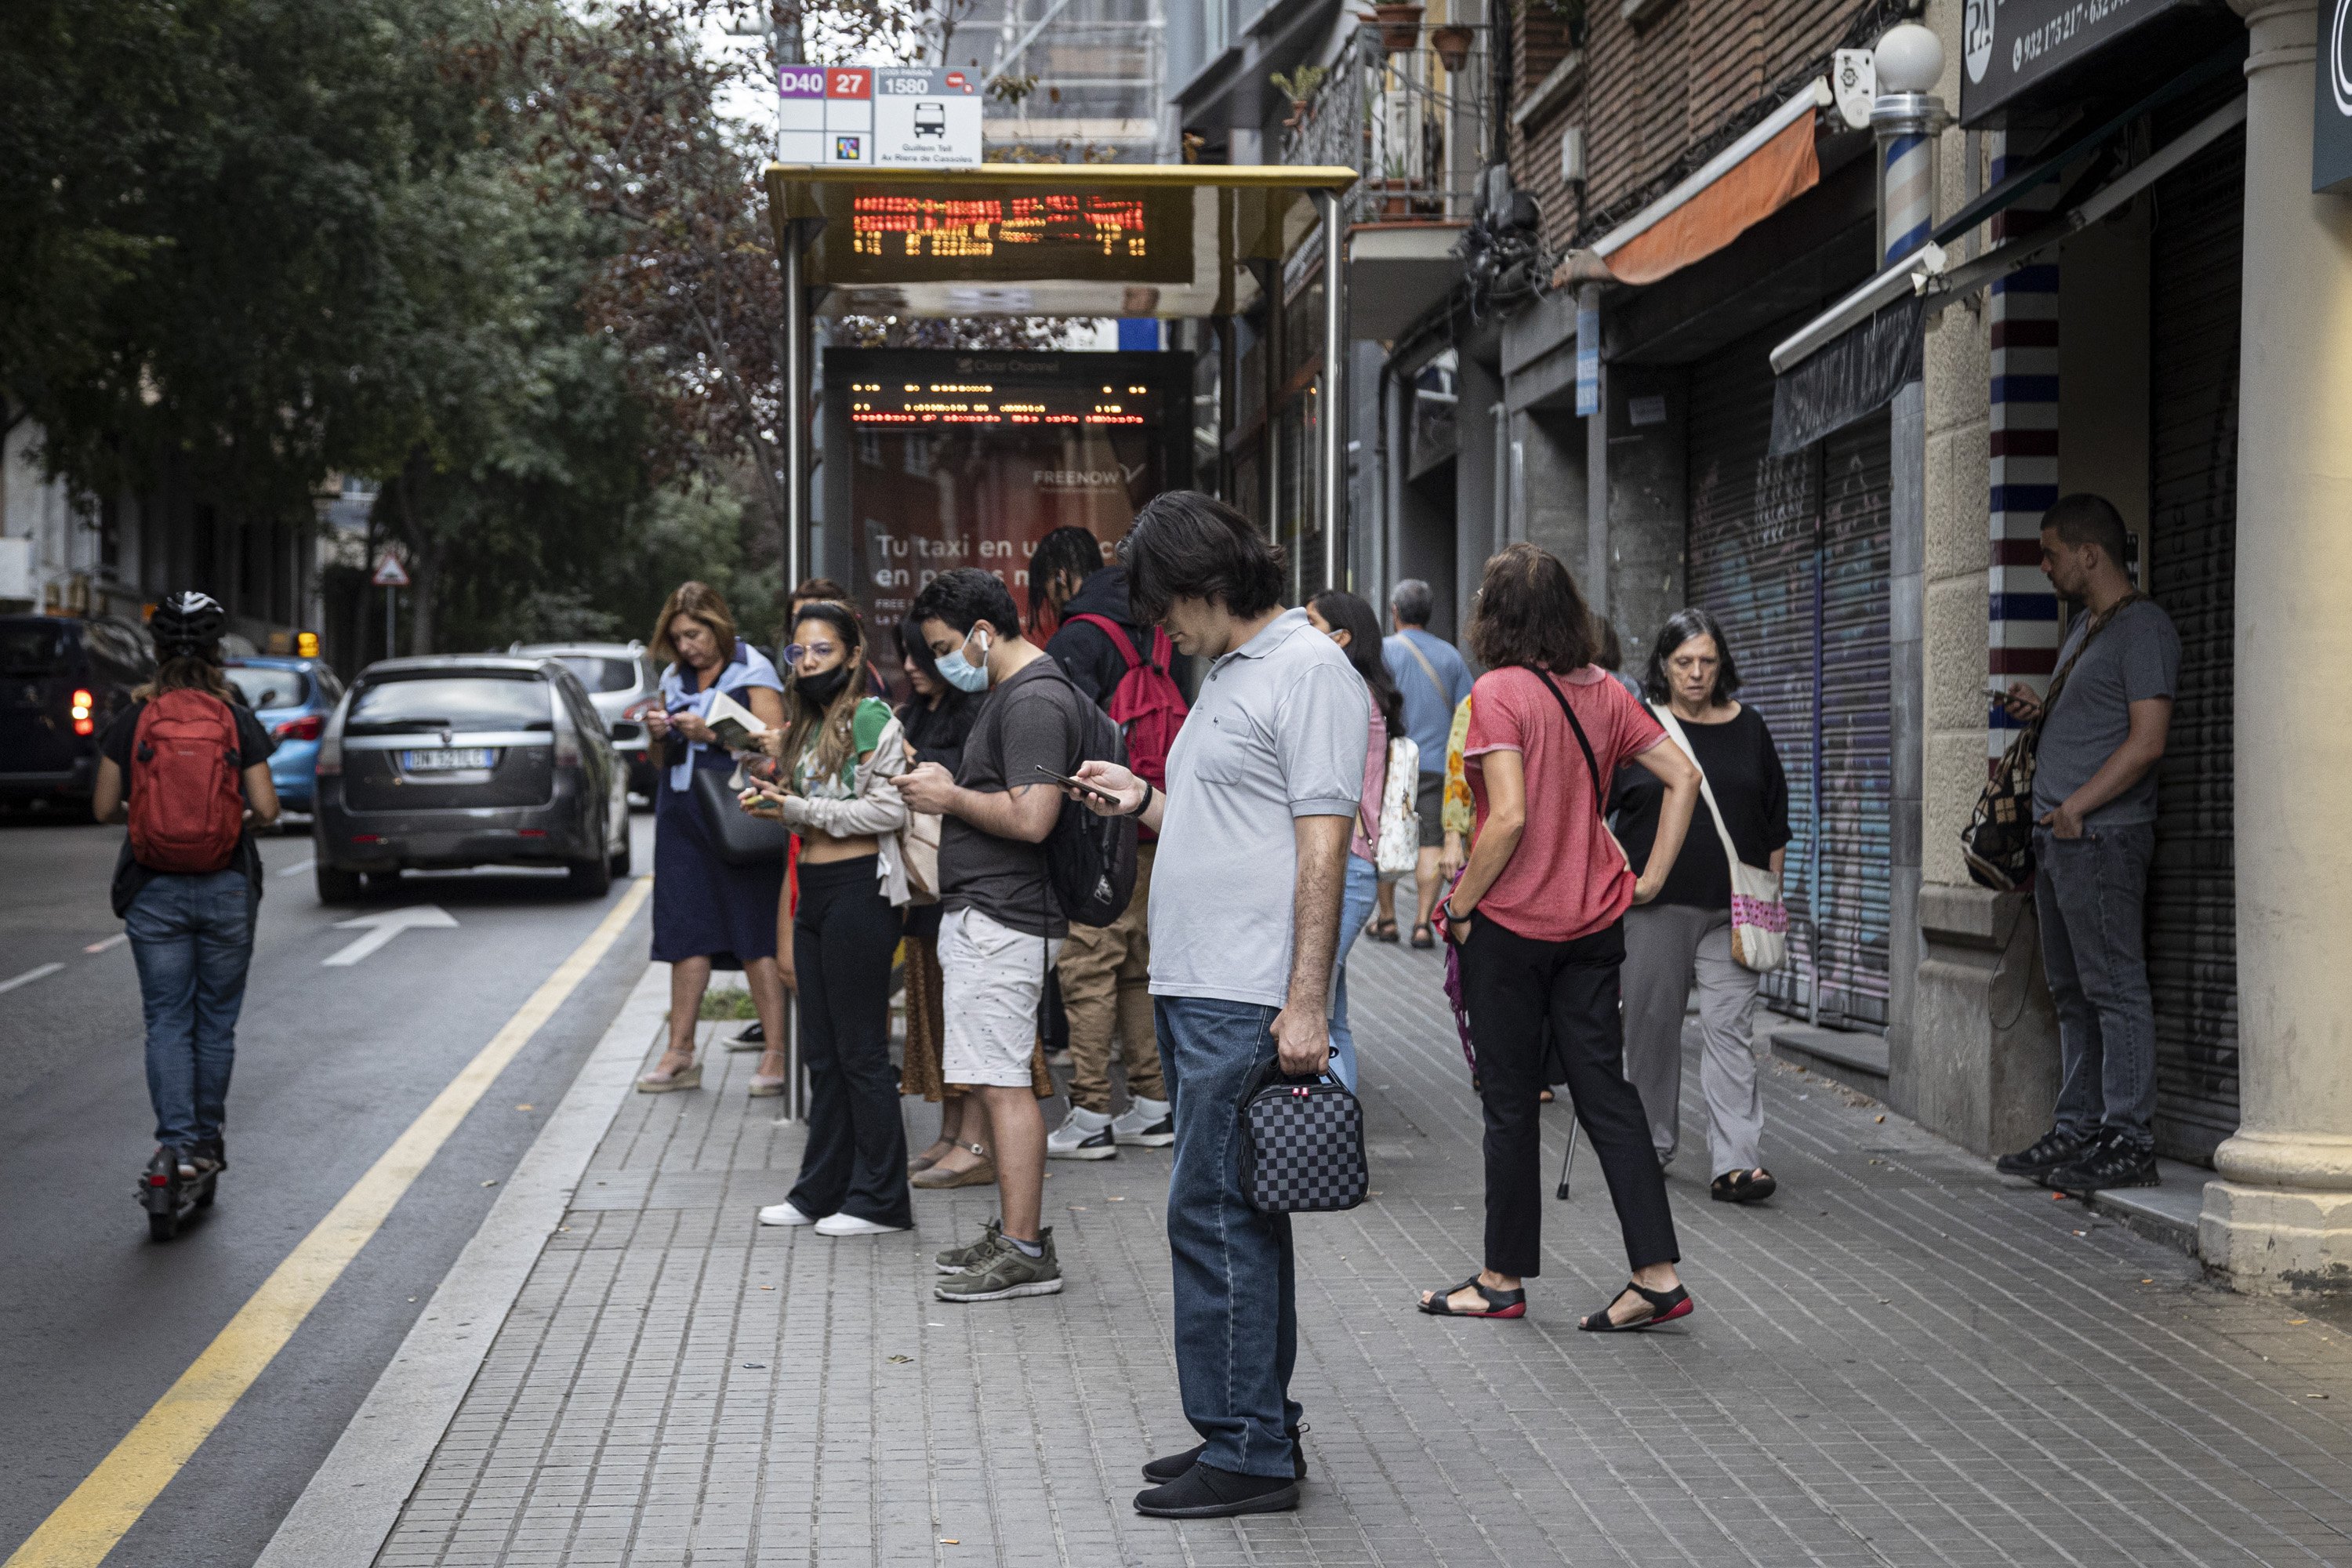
[150,591,227,663]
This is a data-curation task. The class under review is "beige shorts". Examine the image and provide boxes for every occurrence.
[938,906,1064,1087]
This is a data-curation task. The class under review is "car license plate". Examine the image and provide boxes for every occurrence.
[401,747,497,772]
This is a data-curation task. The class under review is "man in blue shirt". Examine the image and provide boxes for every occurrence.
[1378,579,1474,947]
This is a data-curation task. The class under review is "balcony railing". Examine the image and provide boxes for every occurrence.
[1279,22,1495,227]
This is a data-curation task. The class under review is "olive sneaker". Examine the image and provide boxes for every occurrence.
[935,1227,1064,1303]
[934,1218,1003,1276]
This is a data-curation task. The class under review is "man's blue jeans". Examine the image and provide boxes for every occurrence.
[1155,995,1300,1479]
[1326,854,1381,1093]
[2034,823,2158,1149]
[125,869,255,1149]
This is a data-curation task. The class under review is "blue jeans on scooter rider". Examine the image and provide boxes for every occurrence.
[93,593,280,1173]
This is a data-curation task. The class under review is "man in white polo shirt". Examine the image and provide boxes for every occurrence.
[1073,491,1367,1521]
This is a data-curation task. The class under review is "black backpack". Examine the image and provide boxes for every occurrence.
[1041,669,1138,927]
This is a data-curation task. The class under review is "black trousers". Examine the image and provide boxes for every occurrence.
[1457,913,1679,1276]
[786,856,911,1228]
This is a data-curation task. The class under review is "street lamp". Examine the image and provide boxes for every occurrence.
[1871,23,1949,266]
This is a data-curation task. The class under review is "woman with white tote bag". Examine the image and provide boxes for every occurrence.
[1613,608,1791,1204]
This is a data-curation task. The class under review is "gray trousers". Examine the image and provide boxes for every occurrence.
[2034,822,2158,1149]
[1621,902,1764,1179]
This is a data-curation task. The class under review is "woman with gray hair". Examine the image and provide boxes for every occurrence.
[1614,608,1789,1204]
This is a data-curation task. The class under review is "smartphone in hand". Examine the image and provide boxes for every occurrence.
[1032,764,1125,807]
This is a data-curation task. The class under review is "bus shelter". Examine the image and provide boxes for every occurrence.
[760,163,1361,602]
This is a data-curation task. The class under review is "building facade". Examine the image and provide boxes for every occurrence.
[1200,0,2352,1290]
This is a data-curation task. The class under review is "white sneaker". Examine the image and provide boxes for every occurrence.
[815,1211,909,1236]
[1112,1096,1175,1147]
[758,1200,818,1226]
[1046,1106,1118,1160]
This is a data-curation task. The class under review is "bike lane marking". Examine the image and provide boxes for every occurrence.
[3,875,652,1568]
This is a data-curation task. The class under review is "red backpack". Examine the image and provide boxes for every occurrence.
[129,689,245,874]
[1065,614,1189,795]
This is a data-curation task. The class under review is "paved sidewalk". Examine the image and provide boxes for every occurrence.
[376,938,2352,1567]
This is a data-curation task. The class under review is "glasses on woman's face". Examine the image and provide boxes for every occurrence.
[785,641,841,667]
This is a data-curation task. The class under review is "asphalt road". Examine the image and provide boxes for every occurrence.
[0,805,657,1566]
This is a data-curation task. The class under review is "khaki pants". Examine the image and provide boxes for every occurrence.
[1058,842,1163,1113]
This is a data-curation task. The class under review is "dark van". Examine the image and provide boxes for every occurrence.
[0,615,156,806]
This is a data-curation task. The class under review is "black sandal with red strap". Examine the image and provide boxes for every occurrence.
[1577,1280,1693,1333]
[1417,1276,1526,1319]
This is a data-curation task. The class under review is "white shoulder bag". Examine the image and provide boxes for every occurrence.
[1650,703,1787,973]
[1372,734,1421,880]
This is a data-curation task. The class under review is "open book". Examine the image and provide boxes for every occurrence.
[703,688,771,752]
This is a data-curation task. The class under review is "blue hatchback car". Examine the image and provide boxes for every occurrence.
[225,656,346,815]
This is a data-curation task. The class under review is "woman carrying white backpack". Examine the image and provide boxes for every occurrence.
[1306,590,1415,1091]
[1615,608,1791,1205]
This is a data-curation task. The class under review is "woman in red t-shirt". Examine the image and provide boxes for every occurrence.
[1418,544,1704,1330]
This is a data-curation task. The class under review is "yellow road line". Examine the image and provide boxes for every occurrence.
[6,877,652,1568]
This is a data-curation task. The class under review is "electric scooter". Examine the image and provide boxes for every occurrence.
[140,1145,217,1241]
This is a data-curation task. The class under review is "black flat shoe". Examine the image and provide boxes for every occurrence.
[1711,1168,1777,1203]
[1578,1280,1693,1333]
[1141,1425,1306,1483]
[1134,1462,1299,1519]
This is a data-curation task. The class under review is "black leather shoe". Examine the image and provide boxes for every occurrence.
[1134,1461,1299,1518]
[2049,1133,2159,1193]
[1995,1127,2089,1181]
[1141,1426,1305,1483]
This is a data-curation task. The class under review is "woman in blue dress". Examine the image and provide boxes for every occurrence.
[638,582,790,1094]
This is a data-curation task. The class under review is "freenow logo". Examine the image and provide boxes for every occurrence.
[1034,468,1140,489]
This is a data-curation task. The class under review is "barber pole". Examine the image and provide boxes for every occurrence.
[1984,136,2064,764]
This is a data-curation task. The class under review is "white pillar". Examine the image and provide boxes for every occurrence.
[2200,0,2352,1292]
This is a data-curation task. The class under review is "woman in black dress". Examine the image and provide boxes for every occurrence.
[638,582,789,1094]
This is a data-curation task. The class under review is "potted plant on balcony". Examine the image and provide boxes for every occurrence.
[1374,2,1424,52]
[1429,22,1475,71]
[1377,153,1414,217]
[1269,65,1328,129]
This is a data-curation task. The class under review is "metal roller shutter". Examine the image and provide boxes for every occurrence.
[2143,122,2243,1165]
[1685,322,1893,1028]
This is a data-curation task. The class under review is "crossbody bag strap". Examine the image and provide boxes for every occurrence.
[2037,590,2148,734]
[1399,634,1454,712]
[1520,666,1606,822]
[1649,702,1745,873]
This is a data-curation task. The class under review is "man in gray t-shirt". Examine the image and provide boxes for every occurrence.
[1993,495,2178,1195]
[1073,492,1365,1519]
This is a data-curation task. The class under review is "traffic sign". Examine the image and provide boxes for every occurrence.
[777,64,980,169]
[372,554,411,587]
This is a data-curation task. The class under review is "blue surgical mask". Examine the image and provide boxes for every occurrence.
[935,626,992,693]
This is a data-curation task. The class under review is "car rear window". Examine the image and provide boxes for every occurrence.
[550,655,639,694]
[0,622,71,676]
[227,666,309,711]
[347,674,553,734]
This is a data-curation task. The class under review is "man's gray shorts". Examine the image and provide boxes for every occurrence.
[1416,774,1444,848]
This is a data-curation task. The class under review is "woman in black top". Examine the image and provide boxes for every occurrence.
[894,615,989,1177]
[1614,608,1791,1204]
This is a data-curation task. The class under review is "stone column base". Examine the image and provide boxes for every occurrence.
[1899,883,2059,1156]
[2199,1181,2352,1294]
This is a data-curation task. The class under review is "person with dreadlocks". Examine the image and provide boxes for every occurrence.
[742,601,918,1237]
[89,591,281,1199]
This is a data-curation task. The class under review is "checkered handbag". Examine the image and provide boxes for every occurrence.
[1238,1067,1368,1214]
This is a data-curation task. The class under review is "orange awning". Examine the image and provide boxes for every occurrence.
[1557,82,1829,290]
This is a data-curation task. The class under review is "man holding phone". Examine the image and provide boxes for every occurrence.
[1069,492,1366,1520]
[894,568,1091,1303]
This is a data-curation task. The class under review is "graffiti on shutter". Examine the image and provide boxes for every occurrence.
[1686,321,1893,1028]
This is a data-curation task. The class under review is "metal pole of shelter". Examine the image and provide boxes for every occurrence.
[1316,189,1346,593]
[781,219,808,1124]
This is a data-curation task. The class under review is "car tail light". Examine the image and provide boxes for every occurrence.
[71,688,94,736]
[351,833,381,844]
[518,828,547,837]
[273,713,324,742]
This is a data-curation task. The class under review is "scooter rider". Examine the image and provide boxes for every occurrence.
[91,592,279,1193]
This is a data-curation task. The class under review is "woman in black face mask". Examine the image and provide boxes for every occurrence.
[741,604,918,1235]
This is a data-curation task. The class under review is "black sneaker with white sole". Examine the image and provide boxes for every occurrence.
[2048,1132,2159,1193]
